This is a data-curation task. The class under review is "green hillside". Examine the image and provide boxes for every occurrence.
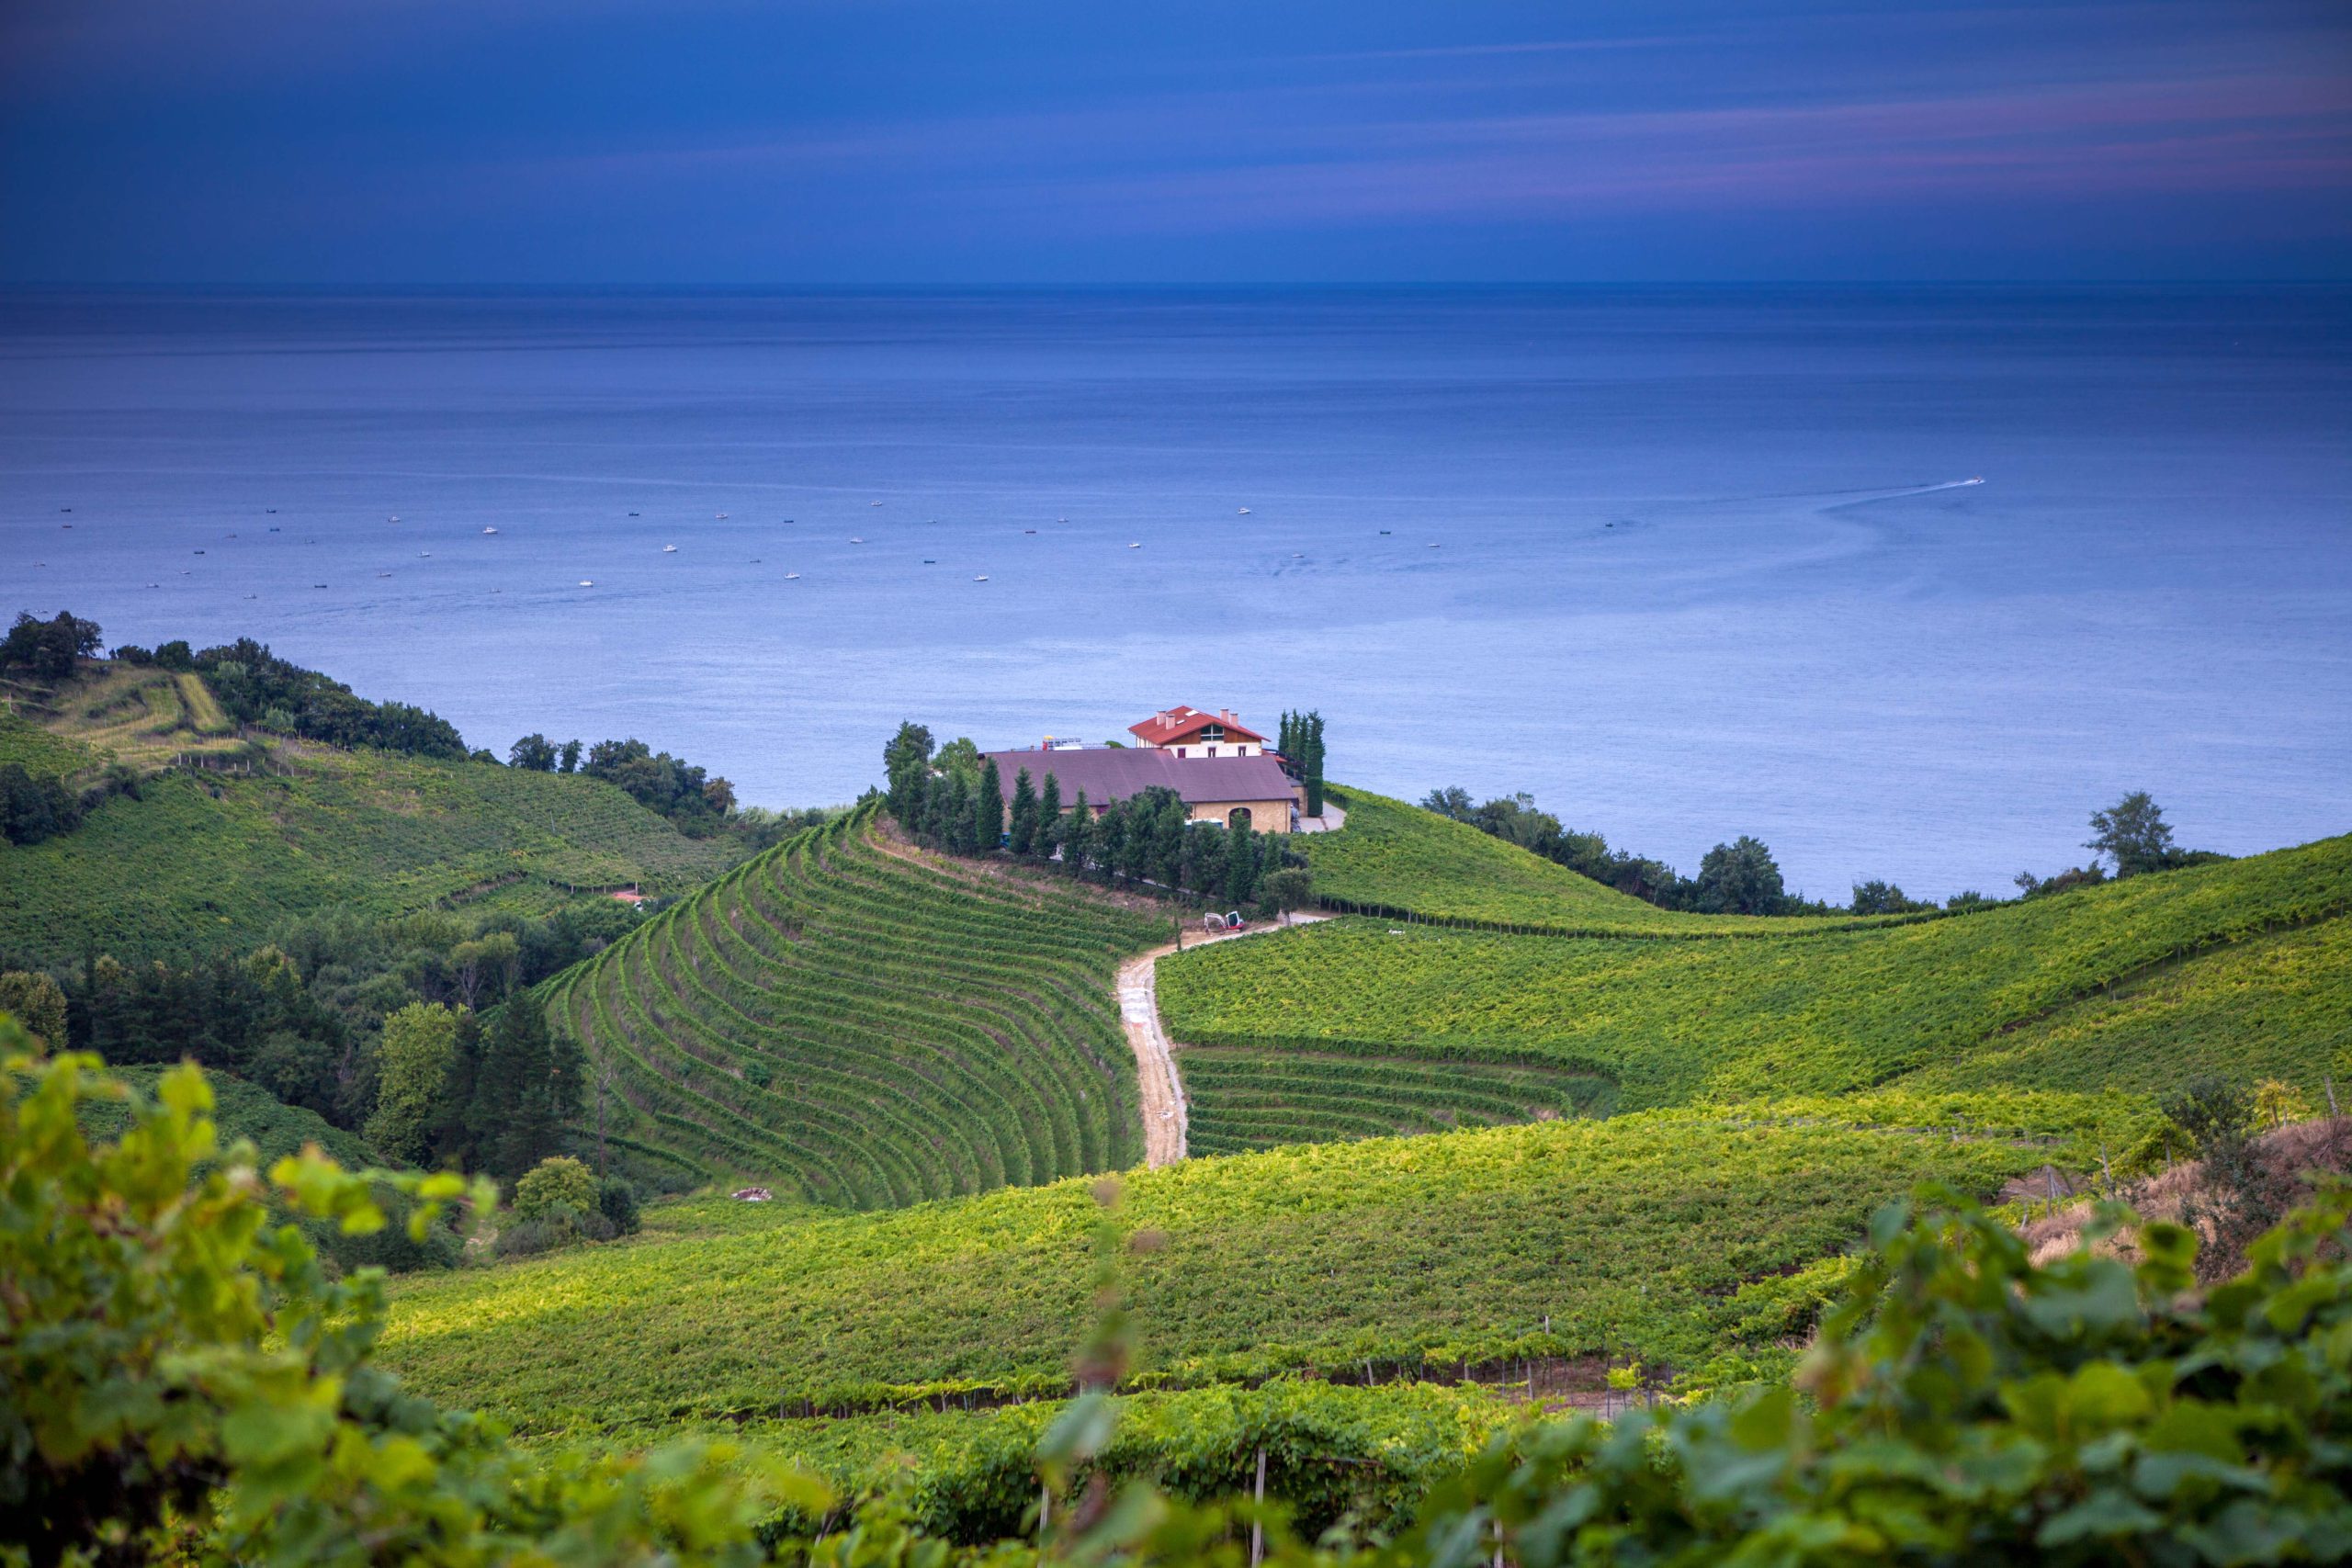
[379,1098,2073,1432]
[545,806,1167,1205]
[1301,787,1912,935]
[0,741,740,959]
[75,1063,379,1170]
[1163,824,2352,1116]
[1896,912,2352,1099]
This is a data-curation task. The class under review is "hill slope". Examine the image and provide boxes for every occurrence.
[546,807,1168,1205]
[0,734,741,963]
[379,1098,2078,1432]
[1163,820,2352,1117]
[1299,787,1911,935]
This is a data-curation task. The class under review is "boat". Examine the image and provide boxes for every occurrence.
[194,549,206,555]
[578,580,594,587]
[482,526,498,535]
[1128,542,1141,549]
[1238,507,1250,515]
[973,575,989,582]
[716,512,729,519]
[628,512,639,517]
[850,536,865,544]
[870,501,884,507]
[266,508,277,513]
[268,526,279,532]
[1057,516,1067,523]
[784,571,801,580]
[1292,552,1304,558]
[388,514,399,522]
[1428,543,1441,548]
[662,545,678,553]
[60,524,72,530]
[1023,528,1037,535]
[1378,529,1391,536]
[923,558,936,564]
[419,551,431,557]
[377,572,392,579]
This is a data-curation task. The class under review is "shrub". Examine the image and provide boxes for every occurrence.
[510,1154,596,1221]
[597,1176,642,1235]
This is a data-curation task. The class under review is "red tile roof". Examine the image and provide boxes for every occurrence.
[1126,705,1268,747]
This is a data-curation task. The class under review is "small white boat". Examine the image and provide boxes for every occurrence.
[1428,542,1441,548]
[973,575,989,582]
[388,514,400,522]
[1292,552,1304,558]
[716,512,729,519]
[482,526,498,535]
[377,572,392,579]
[784,571,801,580]
[578,579,594,587]
[662,545,678,553]
[1128,542,1141,549]
[1238,507,1250,515]
[870,501,884,507]
[850,536,865,544]
[419,551,431,557]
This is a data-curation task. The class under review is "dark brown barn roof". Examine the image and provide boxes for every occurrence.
[983,749,1298,808]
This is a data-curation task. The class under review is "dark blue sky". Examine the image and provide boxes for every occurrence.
[4,0,2346,285]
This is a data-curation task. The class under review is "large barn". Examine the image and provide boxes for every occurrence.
[985,709,1302,833]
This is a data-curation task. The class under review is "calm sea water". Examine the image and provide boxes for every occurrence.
[3,288,2346,901]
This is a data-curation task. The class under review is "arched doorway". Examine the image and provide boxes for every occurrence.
[1227,807,1253,831]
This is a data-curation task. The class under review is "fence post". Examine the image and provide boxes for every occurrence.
[1250,1446,1267,1566]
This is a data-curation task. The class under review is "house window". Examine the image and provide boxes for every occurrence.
[1176,747,1186,757]
[1201,725,1225,743]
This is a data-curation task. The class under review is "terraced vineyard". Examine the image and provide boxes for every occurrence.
[0,744,741,958]
[378,1098,2078,1431]
[1301,787,1913,935]
[1178,1045,1611,1156]
[1162,830,2352,1111]
[546,807,1169,1205]
[0,661,246,781]
[1896,909,2352,1099]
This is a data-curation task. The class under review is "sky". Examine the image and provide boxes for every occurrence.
[2,0,2348,286]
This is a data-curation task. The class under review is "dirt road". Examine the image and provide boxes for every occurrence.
[1118,912,1330,1167]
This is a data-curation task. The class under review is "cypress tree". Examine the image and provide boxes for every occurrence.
[944,772,974,853]
[974,758,1004,852]
[1304,710,1327,818]
[1009,767,1037,856]
[1061,788,1091,873]
[1038,772,1063,858]
[1223,818,1260,906]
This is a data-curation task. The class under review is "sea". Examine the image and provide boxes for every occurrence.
[3,287,2346,902]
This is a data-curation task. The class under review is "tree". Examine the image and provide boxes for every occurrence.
[0,971,67,1049]
[1419,785,1476,821]
[472,1000,582,1178]
[1008,767,1038,856]
[1222,818,1262,906]
[1037,771,1063,855]
[1690,835,1788,915]
[1260,866,1313,921]
[1849,879,1932,916]
[1,610,103,681]
[1061,788,1092,871]
[883,720,934,825]
[448,931,519,1010]
[557,738,582,773]
[1300,710,1327,818]
[364,1001,461,1168]
[507,733,559,771]
[511,1155,597,1221]
[2087,790,2177,877]
[973,757,1004,852]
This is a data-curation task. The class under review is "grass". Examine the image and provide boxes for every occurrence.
[376,1101,2063,1432]
[0,711,102,781]
[547,807,1168,1206]
[0,745,741,960]
[1299,788,1914,936]
[1,661,250,780]
[1160,832,2352,1110]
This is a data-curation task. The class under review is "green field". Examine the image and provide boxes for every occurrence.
[1300,788,1913,935]
[377,1100,2064,1432]
[0,661,249,782]
[545,807,1168,1205]
[1163,828,2352,1111]
[0,746,741,959]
